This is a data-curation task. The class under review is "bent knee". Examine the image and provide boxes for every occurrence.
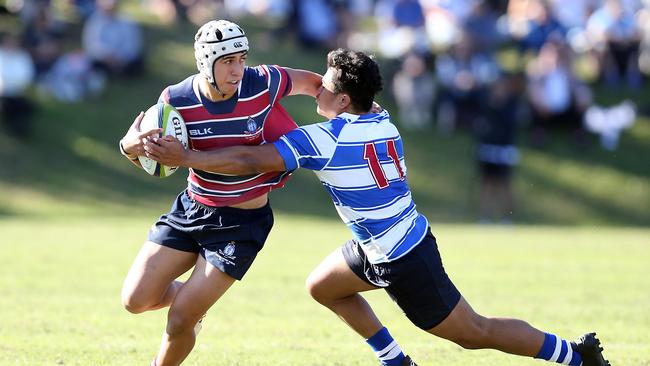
[121,293,149,314]
[305,274,329,304]
[121,287,156,314]
[166,310,199,336]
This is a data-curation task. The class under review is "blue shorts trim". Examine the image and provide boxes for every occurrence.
[148,191,274,280]
[342,228,461,330]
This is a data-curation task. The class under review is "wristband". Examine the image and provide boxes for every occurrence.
[119,140,139,161]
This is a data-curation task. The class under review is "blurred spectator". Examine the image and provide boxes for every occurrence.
[504,0,532,40]
[183,0,221,26]
[225,0,290,21]
[334,0,376,51]
[546,0,600,59]
[40,49,105,103]
[526,40,592,145]
[463,0,505,54]
[420,1,463,51]
[291,0,338,49]
[422,0,476,23]
[488,0,509,14]
[586,0,642,87]
[519,0,566,53]
[435,33,500,134]
[82,0,144,77]
[21,3,64,78]
[638,1,650,77]
[375,0,429,58]
[547,0,599,30]
[392,52,436,130]
[473,72,523,224]
[72,0,97,19]
[143,0,221,25]
[0,33,35,138]
[391,0,426,28]
[14,0,50,23]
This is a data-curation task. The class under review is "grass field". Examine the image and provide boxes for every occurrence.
[0,4,649,365]
[0,215,648,366]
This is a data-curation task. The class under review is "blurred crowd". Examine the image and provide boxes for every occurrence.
[1,0,648,222]
[216,0,648,222]
[0,0,143,138]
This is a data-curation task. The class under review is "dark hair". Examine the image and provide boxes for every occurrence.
[326,48,383,112]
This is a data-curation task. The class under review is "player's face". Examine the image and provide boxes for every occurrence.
[213,51,247,96]
[316,68,346,119]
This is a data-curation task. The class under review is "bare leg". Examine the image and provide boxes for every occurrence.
[155,254,236,366]
[121,241,198,313]
[427,296,544,356]
[305,248,382,338]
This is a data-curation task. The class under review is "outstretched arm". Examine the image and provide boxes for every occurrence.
[285,68,322,97]
[143,137,286,175]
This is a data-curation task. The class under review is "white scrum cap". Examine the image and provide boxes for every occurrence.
[194,20,249,85]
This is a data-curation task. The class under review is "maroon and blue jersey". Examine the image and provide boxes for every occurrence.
[159,65,296,207]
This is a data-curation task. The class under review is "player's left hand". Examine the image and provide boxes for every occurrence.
[143,135,188,167]
[370,101,383,113]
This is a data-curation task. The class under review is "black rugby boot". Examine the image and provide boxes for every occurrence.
[401,355,418,366]
[572,332,611,366]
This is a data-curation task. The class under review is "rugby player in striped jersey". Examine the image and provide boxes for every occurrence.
[118,20,321,366]
[144,49,611,366]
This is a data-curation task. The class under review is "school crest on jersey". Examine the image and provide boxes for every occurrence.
[246,117,258,133]
[244,116,261,140]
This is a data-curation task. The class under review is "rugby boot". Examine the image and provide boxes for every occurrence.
[572,332,611,366]
[401,355,418,366]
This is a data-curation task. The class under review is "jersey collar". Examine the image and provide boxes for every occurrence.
[338,112,361,123]
[338,109,389,123]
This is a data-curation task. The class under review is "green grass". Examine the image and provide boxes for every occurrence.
[0,5,649,366]
[0,216,648,365]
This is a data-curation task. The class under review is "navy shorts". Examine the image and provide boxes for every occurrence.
[342,229,461,330]
[148,191,274,280]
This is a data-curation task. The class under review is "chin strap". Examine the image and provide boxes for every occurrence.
[209,80,227,99]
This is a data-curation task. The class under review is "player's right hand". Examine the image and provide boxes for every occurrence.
[120,111,163,158]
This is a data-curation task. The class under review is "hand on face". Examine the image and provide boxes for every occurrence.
[315,68,343,119]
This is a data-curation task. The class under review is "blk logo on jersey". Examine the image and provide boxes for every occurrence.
[189,128,213,136]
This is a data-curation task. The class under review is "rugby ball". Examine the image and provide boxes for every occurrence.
[138,102,189,177]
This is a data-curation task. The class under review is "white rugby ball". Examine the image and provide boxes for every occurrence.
[138,102,189,178]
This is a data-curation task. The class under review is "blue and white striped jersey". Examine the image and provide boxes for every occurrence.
[273,110,429,264]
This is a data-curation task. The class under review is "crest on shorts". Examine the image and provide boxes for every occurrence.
[223,242,236,257]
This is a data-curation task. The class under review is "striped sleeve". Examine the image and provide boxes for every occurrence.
[158,86,170,103]
[273,123,336,171]
[261,65,292,102]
